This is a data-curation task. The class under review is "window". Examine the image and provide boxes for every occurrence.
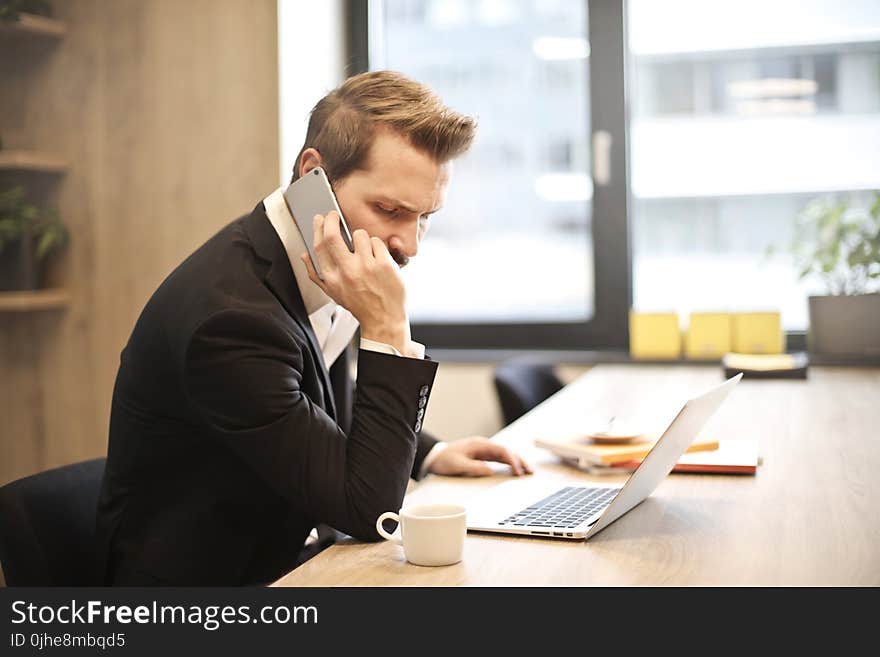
[348,0,629,348]
[353,0,880,348]
[363,0,609,348]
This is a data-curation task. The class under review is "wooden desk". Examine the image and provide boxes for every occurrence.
[273,365,880,586]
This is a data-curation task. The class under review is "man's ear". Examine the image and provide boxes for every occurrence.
[298,148,324,178]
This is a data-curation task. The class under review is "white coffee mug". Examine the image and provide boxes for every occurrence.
[375,503,466,566]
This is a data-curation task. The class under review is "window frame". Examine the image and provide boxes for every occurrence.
[347,0,632,350]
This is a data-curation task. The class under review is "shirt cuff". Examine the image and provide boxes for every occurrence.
[418,441,448,478]
[360,337,426,360]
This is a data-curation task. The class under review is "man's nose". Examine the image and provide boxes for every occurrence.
[390,220,421,258]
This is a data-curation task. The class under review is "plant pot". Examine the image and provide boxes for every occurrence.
[808,294,880,362]
[0,234,42,291]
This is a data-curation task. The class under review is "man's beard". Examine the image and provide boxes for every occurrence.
[390,248,409,268]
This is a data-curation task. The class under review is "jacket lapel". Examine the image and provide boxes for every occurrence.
[242,202,338,421]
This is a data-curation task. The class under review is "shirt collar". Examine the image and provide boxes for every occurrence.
[263,186,332,315]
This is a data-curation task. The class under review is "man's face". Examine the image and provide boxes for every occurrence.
[312,129,450,268]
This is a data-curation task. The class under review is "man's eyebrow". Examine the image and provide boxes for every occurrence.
[377,197,443,214]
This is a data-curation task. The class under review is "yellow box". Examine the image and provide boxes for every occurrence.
[685,313,732,359]
[629,311,681,359]
[732,312,784,354]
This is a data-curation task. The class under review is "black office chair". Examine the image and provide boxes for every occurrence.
[493,361,564,427]
[0,457,105,586]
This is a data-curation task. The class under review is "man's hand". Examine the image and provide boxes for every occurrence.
[428,437,534,477]
[302,212,411,354]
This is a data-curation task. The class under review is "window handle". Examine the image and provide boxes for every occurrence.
[592,130,612,187]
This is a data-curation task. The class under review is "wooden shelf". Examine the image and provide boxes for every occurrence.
[0,150,67,173]
[0,288,70,312]
[0,13,67,39]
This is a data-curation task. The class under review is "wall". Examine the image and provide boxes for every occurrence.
[0,0,280,484]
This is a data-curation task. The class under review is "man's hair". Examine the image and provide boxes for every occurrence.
[291,70,476,183]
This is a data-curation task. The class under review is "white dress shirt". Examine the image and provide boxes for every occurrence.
[262,187,446,479]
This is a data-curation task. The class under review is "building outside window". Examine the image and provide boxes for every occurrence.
[629,0,880,330]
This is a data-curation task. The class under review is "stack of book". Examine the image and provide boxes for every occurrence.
[722,351,808,379]
[534,435,759,475]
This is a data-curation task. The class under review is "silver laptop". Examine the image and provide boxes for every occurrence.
[467,373,742,540]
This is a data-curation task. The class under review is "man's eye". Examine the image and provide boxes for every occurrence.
[377,204,398,216]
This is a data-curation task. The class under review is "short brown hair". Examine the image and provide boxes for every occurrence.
[292,70,476,183]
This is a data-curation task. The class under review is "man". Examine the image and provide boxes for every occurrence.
[95,71,532,586]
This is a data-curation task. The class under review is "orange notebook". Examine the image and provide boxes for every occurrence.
[609,440,760,475]
[535,434,719,466]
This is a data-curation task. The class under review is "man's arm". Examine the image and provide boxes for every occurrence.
[333,340,438,481]
[184,308,437,541]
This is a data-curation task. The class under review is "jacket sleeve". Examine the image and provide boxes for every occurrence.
[341,346,439,481]
[183,308,438,541]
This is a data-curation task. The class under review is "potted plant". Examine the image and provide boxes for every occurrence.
[788,191,880,362]
[0,185,68,291]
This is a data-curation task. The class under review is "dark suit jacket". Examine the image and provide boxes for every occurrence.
[95,200,439,586]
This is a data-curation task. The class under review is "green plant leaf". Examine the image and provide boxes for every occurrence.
[0,184,68,259]
[781,191,880,294]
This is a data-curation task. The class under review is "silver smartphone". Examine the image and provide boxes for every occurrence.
[282,166,354,278]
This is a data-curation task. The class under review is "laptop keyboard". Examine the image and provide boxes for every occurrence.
[498,486,618,529]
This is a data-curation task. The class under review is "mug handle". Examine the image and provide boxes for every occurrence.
[375,512,403,545]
